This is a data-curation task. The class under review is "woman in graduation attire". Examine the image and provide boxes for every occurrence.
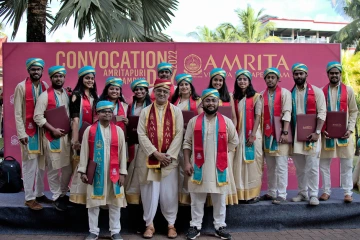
[69,66,99,204]
[233,69,264,204]
[124,78,152,204]
[170,73,202,205]
[207,68,237,125]
[99,77,129,131]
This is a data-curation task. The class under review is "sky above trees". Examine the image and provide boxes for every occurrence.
[0,0,347,42]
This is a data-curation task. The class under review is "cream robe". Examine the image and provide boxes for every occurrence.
[14,80,49,161]
[263,88,292,157]
[176,98,202,204]
[33,89,71,170]
[137,103,184,184]
[291,83,326,156]
[320,85,358,159]
[125,105,144,204]
[234,95,264,200]
[183,115,239,195]
[69,95,95,204]
[78,124,127,208]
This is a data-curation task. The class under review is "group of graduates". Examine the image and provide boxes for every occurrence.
[14,58,358,240]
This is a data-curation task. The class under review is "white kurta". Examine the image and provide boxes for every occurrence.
[137,103,184,183]
[33,89,71,170]
[183,114,239,194]
[291,83,326,156]
[78,124,127,208]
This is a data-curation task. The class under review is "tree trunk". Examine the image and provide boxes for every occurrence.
[27,0,47,42]
[355,125,359,156]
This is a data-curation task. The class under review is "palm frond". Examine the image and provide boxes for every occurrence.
[330,18,360,48]
[0,0,27,39]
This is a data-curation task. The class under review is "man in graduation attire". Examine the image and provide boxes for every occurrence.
[137,78,184,239]
[14,58,53,210]
[319,61,358,203]
[148,62,176,101]
[260,68,292,204]
[33,66,73,211]
[290,63,326,206]
[78,100,127,240]
[183,88,238,240]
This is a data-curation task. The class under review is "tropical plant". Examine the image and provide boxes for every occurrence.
[0,0,178,42]
[329,0,360,52]
[187,5,281,43]
[341,49,360,155]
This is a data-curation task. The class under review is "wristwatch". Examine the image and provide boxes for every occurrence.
[316,129,321,135]
[282,131,288,135]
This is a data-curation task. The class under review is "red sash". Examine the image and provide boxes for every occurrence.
[220,100,230,106]
[115,100,126,132]
[323,83,348,112]
[263,87,282,137]
[245,97,255,139]
[89,122,120,183]
[82,95,93,124]
[234,99,240,132]
[146,102,175,168]
[174,97,197,114]
[194,113,228,171]
[25,78,46,137]
[306,84,316,114]
[45,87,57,142]
[150,85,175,101]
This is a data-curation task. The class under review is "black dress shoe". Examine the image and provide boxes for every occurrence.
[36,195,53,204]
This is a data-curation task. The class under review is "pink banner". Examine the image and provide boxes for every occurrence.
[3,43,341,190]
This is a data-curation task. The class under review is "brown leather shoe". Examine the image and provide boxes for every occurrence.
[319,193,330,201]
[168,225,177,239]
[344,195,353,203]
[25,200,43,210]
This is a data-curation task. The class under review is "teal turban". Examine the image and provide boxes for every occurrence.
[48,66,67,78]
[106,76,123,87]
[131,78,149,91]
[235,69,252,81]
[157,62,173,73]
[96,100,115,112]
[326,61,342,73]
[292,63,308,73]
[201,88,220,101]
[78,66,96,78]
[210,68,226,79]
[175,73,193,85]
[26,58,45,70]
[264,67,280,79]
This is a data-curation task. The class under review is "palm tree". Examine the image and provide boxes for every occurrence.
[220,5,281,43]
[187,26,219,42]
[0,0,178,42]
[329,0,360,52]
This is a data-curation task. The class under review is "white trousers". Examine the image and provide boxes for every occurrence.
[88,205,121,236]
[266,156,288,199]
[320,158,353,196]
[190,192,226,230]
[292,154,319,197]
[22,156,45,201]
[45,157,73,200]
[140,169,178,226]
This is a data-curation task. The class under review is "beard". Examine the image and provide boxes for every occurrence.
[30,73,42,81]
[294,77,306,86]
[330,77,340,84]
[52,82,64,89]
[203,106,218,115]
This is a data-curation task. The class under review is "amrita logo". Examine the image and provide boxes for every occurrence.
[11,135,19,145]
[184,54,202,76]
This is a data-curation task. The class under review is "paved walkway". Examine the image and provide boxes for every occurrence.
[2,229,360,240]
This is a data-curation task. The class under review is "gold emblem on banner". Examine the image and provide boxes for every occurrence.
[184,54,202,76]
